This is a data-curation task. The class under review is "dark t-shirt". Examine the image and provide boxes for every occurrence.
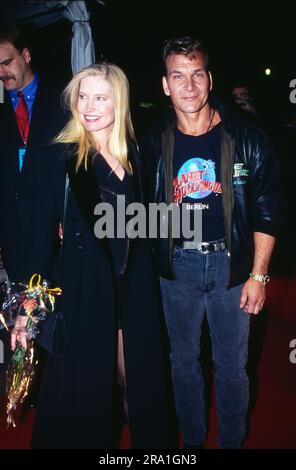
[173,123,226,242]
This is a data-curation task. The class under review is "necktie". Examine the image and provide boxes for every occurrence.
[15,91,30,145]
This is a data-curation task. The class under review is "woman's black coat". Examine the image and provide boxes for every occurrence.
[28,143,177,449]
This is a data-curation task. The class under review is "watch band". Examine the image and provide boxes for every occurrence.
[249,272,270,285]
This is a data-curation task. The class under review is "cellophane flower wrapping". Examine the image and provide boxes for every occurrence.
[0,273,62,426]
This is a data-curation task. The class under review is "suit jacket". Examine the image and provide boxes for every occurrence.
[0,75,68,281]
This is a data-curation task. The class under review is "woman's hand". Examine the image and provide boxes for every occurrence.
[11,315,28,351]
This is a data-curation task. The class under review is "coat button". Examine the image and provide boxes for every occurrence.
[15,192,20,199]
[78,245,83,250]
[75,232,81,237]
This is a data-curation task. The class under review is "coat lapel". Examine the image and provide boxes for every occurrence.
[67,141,142,229]
[128,140,143,203]
[65,146,113,266]
[1,91,24,183]
[66,147,102,234]
[20,79,46,177]
[2,92,21,142]
[65,142,142,275]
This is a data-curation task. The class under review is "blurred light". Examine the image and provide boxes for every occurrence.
[139,102,155,108]
[265,68,271,76]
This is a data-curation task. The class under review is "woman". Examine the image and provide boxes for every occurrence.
[11,63,176,449]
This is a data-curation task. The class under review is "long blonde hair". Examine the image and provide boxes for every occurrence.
[55,62,135,171]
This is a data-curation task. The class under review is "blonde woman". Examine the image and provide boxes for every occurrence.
[12,63,176,448]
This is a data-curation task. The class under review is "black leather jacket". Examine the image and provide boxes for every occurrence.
[140,98,285,288]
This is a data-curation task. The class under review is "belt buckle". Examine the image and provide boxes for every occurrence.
[200,242,211,254]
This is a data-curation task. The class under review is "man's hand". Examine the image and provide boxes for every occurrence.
[11,315,28,350]
[240,278,266,315]
[240,232,275,315]
[58,222,63,242]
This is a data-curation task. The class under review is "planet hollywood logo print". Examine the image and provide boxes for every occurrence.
[173,158,222,204]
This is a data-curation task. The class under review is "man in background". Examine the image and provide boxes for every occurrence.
[232,84,257,116]
[0,24,67,396]
[0,24,67,282]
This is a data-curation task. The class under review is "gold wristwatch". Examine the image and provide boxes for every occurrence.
[249,273,270,285]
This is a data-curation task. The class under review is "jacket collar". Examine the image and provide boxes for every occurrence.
[210,94,250,134]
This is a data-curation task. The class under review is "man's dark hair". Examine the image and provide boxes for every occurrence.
[162,36,209,73]
[231,83,251,94]
[0,24,31,54]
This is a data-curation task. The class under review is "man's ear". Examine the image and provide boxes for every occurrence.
[162,76,170,97]
[208,71,213,92]
[22,47,31,64]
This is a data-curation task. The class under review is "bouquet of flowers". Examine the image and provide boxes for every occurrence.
[0,273,62,427]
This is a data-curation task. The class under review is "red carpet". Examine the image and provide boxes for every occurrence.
[1,276,295,449]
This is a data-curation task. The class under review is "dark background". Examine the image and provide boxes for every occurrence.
[1,0,295,133]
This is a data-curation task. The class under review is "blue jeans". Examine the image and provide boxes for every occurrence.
[160,245,250,449]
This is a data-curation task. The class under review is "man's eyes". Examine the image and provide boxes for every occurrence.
[194,72,205,78]
[171,72,205,80]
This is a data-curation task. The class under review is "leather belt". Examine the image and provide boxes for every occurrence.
[175,240,227,254]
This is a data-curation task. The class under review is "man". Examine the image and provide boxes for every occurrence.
[230,83,267,131]
[0,24,67,396]
[0,24,67,283]
[141,36,284,449]
[232,84,257,116]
